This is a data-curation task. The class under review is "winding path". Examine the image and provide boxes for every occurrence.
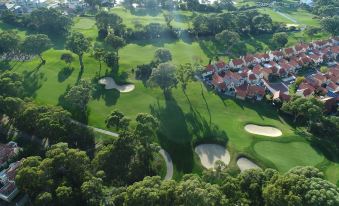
[159,149,174,180]
[72,119,173,180]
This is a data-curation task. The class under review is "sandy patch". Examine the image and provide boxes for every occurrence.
[237,157,260,172]
[194,144,230,169]
[98,77,135,93]
[245,124,282,137]
[286,24,299,27]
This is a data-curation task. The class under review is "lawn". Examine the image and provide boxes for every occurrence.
[253,141,325,172]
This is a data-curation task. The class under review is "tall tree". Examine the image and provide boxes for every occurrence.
[0,30,20,57]
[176,63,194,92]
[105,109,130,130]
[60,53,74,69]
[215,30,240,54]
[66,32,91,72]
[272,32,288,49]
[148,62,177,93]
[153,48,172,64]
[104,33,125,55]
[93,47,105,75]
[321,15,339,36]
[22,34,52,64]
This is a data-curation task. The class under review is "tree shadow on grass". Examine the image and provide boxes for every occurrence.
[150,93,194,173]
[150,91,229,174]
[92,78,120,106]
[58,67,74,82]
[22,70,45,98]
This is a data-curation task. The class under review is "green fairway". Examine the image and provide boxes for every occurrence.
[253,141,325,172]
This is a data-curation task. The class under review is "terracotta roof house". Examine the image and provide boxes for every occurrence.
[289,58,301,69]
[328,67,339,77]
[330,76,339,84]
[278,63,293,76]
[235,83,248,100]
[212,73,226,92]
[269,50,284,61]
[312,40,329,49]
[0,161,21,202]
[297,82,315,97]
[331,46,339,59]
[313,73,327,85]
[254,53,270,63]
[326,81,339,92]
[273,91,291,101]
[0,142,19,168]
[229,58,245,69]
[242,55,257,66]
[261,67,273,81]
[294,44,309,54]
[283,47,295,57]
[215,60,226,71]
[247,85,265,101]
[202,64,215,78]
[309,54,323,65]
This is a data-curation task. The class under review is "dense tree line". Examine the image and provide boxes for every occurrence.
[282,96,339,156]
[0,8,72,36]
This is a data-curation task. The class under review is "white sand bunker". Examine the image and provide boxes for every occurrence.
[237,157,260,172]
[245,124,282,137]
[98,77,135,93]
[194,144,230,169]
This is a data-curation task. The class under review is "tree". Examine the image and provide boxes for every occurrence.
[61,80,92,121]
[105,110,130,130]
[105,33,125,55]
[66,32,91,72]
[272,32,288,48]
[104,51,119,70]
[27,8,72,35]
[81,177,104,206]
[215,30,240,54]
[95,11,124,37]
[0,71,24,98]
[153,48,172,63]
[148,62,177,93]
[281,96,324,126]
[176,63,195,92]
[295,76,305,86]
[321,15,339,36]
[305,26,321,39]
[60,53,74,69]
[0,30,20,57]
[16,143,93,204]
[22,34,52,64]
[93,47,105,75]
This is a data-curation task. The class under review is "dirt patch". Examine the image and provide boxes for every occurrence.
[245,124,282,137]
[194,144,230,169]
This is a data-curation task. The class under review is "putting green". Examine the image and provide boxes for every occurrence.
[253,141,325,172]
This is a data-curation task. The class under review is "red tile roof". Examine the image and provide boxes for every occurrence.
[231,58,244,66]
[216,61,226,68]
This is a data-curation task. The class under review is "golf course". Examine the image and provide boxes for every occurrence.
[1,1,338,184]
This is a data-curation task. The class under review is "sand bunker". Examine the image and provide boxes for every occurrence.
[194,144,230,169]
[245,124,282,137]
[98,77,135,93]
[237,157,260,172]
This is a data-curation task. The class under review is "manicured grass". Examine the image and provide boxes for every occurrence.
[325,164,339,185]
[253,141,325,172]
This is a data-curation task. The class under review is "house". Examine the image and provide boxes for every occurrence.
[297,82,315,97]
[215,60,227,72]
[294,44,309,54]
[235,84,248,100]
[283,47,295,57]
[247,71,260,85]
[223,71,245,93]
[289,58,301,70]
[0,161,21,202]
[212,73,226,92]
[313,73,327,86]
[328,67,339,77]
[273,91,291,102]
[242,55,257,67]
[0,142,19,169]
[261,67,273,81]
[269,51,284,61]
[254,53,270,63]
[229,58,244,69]
[331,46,339,59]
[326,81,339,92]
[309,54,323,65]
[202,64,215,78]
[247,85,265,101]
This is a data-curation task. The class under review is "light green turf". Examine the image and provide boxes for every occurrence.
[253,141,325,172]
[325,164,339,185]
